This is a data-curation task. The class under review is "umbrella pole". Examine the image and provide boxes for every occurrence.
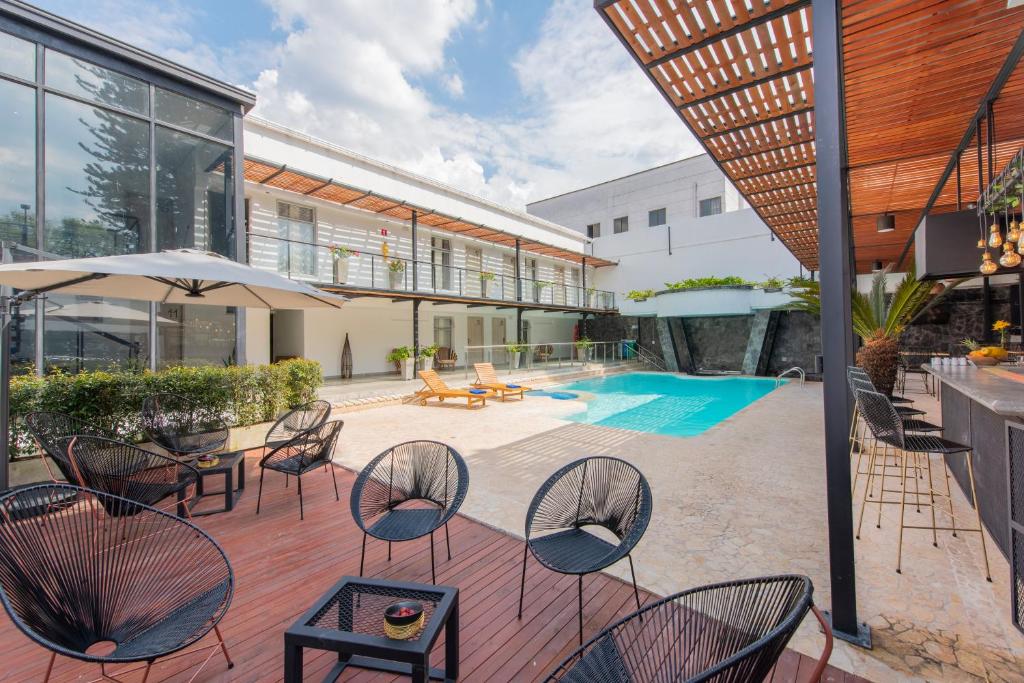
[0,295,12,490]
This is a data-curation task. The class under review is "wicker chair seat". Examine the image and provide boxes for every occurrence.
[142,393,229,459]
[893,404,925,417]
[900,418,943,433]
[530,528,620,575]
[367,507,445,542]
[150,428,227,458]
[903,434,971,454]
[262,450,322,476]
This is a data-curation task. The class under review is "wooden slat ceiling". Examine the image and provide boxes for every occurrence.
[242,158,615,268]
[598,0,1024,273]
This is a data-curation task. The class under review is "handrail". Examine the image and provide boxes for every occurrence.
[776,366,805,387]
[633,344,667,372]
[247,232,617,310]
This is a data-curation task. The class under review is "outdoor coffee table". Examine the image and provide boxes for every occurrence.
[284,576,459,683]
[186,450,245,516]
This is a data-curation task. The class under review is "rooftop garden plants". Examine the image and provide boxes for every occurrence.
[625,289,654,302]
[664,276,751,290]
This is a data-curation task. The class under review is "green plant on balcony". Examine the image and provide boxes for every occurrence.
[664,276,750,290]
[387,259,406,272]
[418,344,439,358]
[480,270,496,281]
[760,276,785,291]
[626,289,654,302]
[328,244,358,259]
[505,343,526,354]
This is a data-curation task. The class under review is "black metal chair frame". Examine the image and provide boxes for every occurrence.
[543,575,832,683]
[0,484,234,683]
[141,392,230,461]
[265,399,332,449]
[24,411,110,483]
[68,435,200,519]
[256,420,344,520]
[350,440,469,584]
[519,456,653,645]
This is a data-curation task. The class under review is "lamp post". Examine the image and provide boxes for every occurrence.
[19,204,29,246]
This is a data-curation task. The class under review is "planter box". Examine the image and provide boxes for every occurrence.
[400,358,415,381]
[333,258,349,284]
[388,270,404,290]
[420,356,433,372]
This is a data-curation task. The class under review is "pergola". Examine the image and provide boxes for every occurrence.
[598,0,1024,646]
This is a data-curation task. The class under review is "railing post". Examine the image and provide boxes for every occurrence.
[515,239,522,302]
[371,255,375,288]
[411,210,418,292]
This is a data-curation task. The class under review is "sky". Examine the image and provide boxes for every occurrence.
[34,0,702,209]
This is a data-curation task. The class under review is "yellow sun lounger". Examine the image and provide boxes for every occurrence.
[417,370,493,408]
[473,363,530,401]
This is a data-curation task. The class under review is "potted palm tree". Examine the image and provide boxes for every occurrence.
[789,268,958,395]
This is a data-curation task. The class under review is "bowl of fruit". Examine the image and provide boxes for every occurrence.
[384,601,424,639]
[962,338,1007,366]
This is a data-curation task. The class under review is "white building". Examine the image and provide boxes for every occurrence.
[240,118,615,377]
[526,156,804,315]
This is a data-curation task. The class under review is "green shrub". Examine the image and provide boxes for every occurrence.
[664,276,751,290]
[625,289,654,302]
[8,359,322,459]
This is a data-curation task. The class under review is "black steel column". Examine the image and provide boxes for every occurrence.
[412,299,420,361]
[515,239,522,302]
[516,308,523,344]
[812,0,869,647]
[411,210,418,292]
[581,257,587,307]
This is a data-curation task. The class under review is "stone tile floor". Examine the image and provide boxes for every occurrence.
[328,375,1023,682]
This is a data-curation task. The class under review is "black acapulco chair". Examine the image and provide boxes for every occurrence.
[256,420,344,520]
[543,575,832,683]
[350,440,469,584]
[68,435,200,518]
[24,411,110,483]
[265,399,332,449]
[0,484,234,683]
[141,392,230,461]
[519,456,653,645]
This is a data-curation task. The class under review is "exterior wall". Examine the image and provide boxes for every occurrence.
[682,316,753,372]
[526,157,802,316]
[901,284,1015,354]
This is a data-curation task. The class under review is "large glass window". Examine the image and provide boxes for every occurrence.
[0,80,36,247]
[42,295,150,373]
[586,222,600,238]
[45,49,148,115]
[648,207,666,226]
[156,127,234,256]
[613,216,628,233]
[433,316,453,349]
[276,201,316,277]
[0,31,34,81]
[155,87,232,141]
[157,303,236,368]
[44,94,149,258]
[9,304,35,375]
[699,196,722,217]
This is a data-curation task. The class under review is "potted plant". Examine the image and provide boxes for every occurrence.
[535,280,550,302]
[760,276,785,293]
[329,245,358,284]
[386,346,414,380]
[505,342,526,369]
[574,337,594,364]
[790,268,959,395]
[480,270,496,298]
[626,289,654,302]
[418,344,439,372]
[387,259,406,290]
[585,287,596,307]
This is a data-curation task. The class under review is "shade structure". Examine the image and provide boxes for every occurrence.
[0,249,347,310]
[23,301,177,326]
[0,248,347,489]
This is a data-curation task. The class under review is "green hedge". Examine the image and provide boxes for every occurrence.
[9,358,323,459]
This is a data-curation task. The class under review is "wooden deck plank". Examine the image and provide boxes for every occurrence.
[0,456,864,682]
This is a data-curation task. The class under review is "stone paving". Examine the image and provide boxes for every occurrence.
[328,376,1024,682]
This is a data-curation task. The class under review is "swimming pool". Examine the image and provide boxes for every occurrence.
[554,372,781,437]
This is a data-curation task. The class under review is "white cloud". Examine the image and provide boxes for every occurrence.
[38,0,700,209]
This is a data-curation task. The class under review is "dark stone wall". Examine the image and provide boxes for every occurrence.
[900,285,1015,354]
[682,316,753,372]
[765,311,822,378]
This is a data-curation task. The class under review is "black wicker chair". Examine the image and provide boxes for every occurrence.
[544,575,831,683]
[68,435,200,518]
[350,440,469,584]
[265,399,332,449]
[0,484,233,683]
[141,392,229,461]
[519,456,653,644]
[256,420,344,520]
[24,411,109,483]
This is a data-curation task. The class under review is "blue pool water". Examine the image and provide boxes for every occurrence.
[553,372,781,437]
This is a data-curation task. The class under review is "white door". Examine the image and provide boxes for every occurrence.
[491,318,507,365]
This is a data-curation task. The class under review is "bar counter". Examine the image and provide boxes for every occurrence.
[922,363,1024,559]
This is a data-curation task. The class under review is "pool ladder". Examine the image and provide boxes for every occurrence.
[776,367,805,387]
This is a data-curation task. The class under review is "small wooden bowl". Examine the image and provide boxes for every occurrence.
[384,601,424,639]
[969,356,1000,367]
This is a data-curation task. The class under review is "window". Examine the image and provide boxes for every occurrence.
[0,80,36,248]
[433,316,453,349]
[275,202,316,277]
[157,303,236,368]
[431,237,452,290]
[155,88,232,142]
[45,94,150,257]
[0,31,35,81]
[699,196,723,217]
[586,222,600,238]
[648,208,666,226]
[155,127,234,256]
[46,49,149,115]
[613,216,628,234]
[43,295,150,372]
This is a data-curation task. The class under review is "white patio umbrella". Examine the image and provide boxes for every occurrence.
[0,249,347,487]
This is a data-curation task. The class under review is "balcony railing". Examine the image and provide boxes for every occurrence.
[246,232,616,310]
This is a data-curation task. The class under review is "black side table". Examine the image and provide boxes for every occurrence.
[284,576,458,683]
[187,450,245,516]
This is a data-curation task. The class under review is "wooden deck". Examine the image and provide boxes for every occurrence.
[0,457,868,682]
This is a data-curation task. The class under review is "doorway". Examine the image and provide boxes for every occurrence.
[491,317,507,366]
[467,315,484,365]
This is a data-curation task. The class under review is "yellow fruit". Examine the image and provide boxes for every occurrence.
[985,346,1009,360]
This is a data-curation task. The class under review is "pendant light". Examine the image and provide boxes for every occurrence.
[1000,241,1021,268]
[1007,218,1021,243]
[988,217,1003,248]
[981,250,999,274]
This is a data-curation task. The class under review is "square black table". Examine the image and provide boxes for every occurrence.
[284,576,458,683]
[187,450,245,516]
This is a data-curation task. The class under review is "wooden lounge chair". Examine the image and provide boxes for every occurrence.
[473,363,530,401]
[435,347,458,370]
[417,370,492,408]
